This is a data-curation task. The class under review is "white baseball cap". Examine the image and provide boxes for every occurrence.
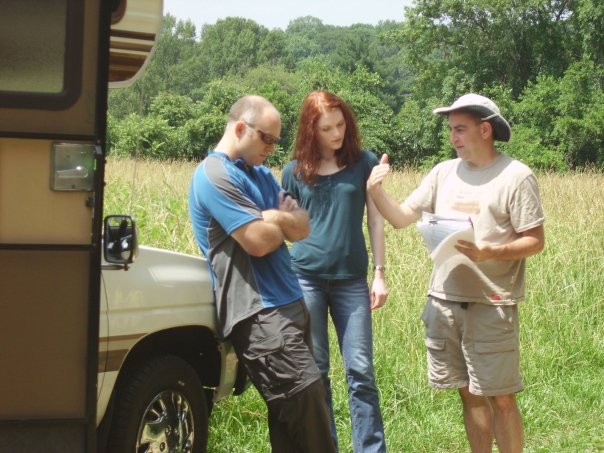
[433,93,512,142]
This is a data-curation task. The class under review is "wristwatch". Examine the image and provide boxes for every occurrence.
[373,265,386,272]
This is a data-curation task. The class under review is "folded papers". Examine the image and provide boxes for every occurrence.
[416,215,474,265]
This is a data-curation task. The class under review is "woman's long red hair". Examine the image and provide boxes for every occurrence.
[293,91,361,185]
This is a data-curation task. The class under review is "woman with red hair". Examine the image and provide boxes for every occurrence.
[282,91,389,452]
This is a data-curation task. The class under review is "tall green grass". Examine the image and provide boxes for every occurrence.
[105,158,604,452]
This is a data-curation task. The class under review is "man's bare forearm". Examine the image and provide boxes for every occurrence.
[456,224,545,262]
[368,185,420,229]
[263,207,310,242]
[231,219,284,257]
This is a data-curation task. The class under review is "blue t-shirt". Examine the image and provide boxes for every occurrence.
[281,150,379,279]
[189,151,303,338]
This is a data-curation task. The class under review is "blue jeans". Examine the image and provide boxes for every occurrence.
[298,275,386,453]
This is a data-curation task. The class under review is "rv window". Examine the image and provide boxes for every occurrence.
[0,0,82,109]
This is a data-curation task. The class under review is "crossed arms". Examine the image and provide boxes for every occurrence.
[231,192,310,257]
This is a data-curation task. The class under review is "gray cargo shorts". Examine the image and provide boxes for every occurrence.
[229,299,321,401]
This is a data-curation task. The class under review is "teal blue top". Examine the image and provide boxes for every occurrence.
[281,150,378,279]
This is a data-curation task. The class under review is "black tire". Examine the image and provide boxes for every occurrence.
[107,355,208,453]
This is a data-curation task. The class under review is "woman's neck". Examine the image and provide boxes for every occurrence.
[319,148,337,161]
[317,150,343,175]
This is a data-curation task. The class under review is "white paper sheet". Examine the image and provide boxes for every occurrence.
[430,226,474,264]
[416,215,474,265]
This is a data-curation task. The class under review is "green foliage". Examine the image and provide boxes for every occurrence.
[197,18,284,79]
[553,60,604,167]
[283,16,329,67]
[513,59,604,169]
[151,15,199,92]
[149,92,196,127]
[107,8,604,169]
[108,113,189,160]
[400,0,578,97]
[576,0,604,66]
[395,99,443,167]
[500,125,568,171]
[195,79,247,114]
[180,114,225,161]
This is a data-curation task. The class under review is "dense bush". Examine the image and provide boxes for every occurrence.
[108,3,604,170]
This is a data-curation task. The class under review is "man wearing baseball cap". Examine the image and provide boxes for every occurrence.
[367,93,545,452]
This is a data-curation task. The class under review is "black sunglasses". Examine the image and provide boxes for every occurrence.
[245,122,281,145]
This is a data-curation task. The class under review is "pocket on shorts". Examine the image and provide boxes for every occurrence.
[421,298,436,327]
[242,333,302,392]
[424,337,460,387]
[470,336,521,394]
[244,334,284,359]
[424,337,446,351]
[474,337,517,354]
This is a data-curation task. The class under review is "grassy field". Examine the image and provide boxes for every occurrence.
[105,158,604,452]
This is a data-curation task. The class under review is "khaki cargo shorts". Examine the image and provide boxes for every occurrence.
[421,296,524,396]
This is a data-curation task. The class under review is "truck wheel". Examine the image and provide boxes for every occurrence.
[107,355,208,453]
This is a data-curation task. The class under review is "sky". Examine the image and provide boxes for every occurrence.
[163,0,414,31]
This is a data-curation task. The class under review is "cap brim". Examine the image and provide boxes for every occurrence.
[432,106,452,115]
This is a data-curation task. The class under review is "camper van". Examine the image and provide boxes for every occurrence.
[0,1,245,451]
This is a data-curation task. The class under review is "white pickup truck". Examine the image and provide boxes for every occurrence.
[96,215,247,452]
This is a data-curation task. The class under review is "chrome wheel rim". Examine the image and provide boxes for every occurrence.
[135,389,194,453]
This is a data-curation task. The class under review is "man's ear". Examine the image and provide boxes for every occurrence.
[234,120,247,139]
[480,121,494,140]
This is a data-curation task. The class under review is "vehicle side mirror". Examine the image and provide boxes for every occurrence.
[103,215,138,267]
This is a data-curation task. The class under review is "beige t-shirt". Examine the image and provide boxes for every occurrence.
[405,154,544,305]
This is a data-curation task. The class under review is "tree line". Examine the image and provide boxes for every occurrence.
[108,0,604,171]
